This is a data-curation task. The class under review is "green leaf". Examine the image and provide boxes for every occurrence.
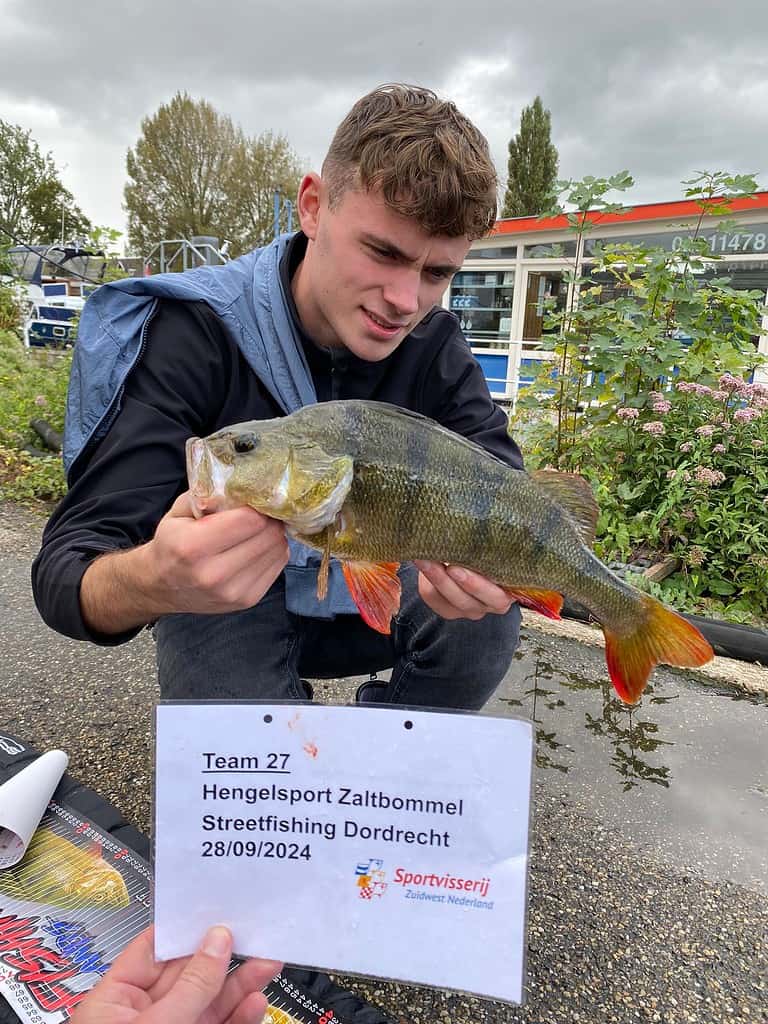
[707,579,737,596]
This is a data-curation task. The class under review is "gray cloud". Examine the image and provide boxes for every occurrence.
[2,0,767,239]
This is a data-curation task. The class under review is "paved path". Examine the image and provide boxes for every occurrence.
[1,503,766,1023]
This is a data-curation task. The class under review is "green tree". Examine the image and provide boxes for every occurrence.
[0,120,91,243]
[124,93,304,257]
[502,97,559,218]
[228,131,305,248]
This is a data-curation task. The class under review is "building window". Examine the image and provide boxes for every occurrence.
[468,245,519,259]
[450,270,514,348]
[522,240,577,258]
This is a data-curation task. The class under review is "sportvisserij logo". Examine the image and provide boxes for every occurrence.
[354,858,387,900]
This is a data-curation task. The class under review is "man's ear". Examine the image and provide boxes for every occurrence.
[296,173,323,240]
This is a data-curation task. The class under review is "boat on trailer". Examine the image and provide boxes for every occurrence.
[4,244,105,348]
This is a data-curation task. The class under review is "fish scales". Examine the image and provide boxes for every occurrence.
[254,401,634,616]
[284,405,626,618]
[291,402,602,599]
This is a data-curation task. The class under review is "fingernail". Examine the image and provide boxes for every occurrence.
[202,926,231,957]
[448,566,466,582]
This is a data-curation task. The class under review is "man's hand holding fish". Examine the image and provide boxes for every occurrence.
[415,561,517,622]
[79,493,289,635]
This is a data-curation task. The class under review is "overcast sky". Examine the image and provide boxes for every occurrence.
[2,0,768,250]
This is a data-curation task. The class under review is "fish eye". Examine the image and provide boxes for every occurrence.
[233,436,257,454]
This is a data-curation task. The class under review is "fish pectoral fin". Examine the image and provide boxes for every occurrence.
[503,586,563,620]
[530,469,598,546]
[317,531,332,601]
[342,561,401,634]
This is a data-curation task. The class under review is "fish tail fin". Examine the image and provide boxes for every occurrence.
[603,594,713,704]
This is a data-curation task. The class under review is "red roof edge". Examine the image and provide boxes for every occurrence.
[488,192,768,237]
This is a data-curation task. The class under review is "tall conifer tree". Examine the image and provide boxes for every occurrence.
[502,97,559,218]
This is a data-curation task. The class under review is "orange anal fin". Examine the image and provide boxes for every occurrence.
[503,587,563,620]
[342,561,401,635]
[603,595,714,705]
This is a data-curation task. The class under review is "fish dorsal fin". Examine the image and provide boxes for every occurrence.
[531,469,598,546]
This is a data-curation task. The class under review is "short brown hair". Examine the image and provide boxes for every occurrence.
[322,84,498,240]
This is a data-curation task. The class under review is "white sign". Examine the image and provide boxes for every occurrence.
[154,703,533,1004]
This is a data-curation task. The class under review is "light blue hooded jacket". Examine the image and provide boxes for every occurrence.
[63,234,358,617]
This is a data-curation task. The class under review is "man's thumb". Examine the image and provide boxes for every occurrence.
[166,490,198,519]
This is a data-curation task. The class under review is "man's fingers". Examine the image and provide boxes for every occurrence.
[181,508,278,557]
[444,565,514,613]
[100,926,164,989]
[415,561,513,617]
[146,926,232,1024]
[194,530,289,605]
[229,990,269,1024]
[165,491,276,548]
[205,956,282,1023]
[415,561,482,614]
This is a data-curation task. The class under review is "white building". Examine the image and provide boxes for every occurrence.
[447,192,768,402]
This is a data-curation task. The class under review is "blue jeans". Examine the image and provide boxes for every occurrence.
[154,564,520,711]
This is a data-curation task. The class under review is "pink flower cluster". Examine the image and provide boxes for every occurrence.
[641,421,665,435]
[694,467,726,486]
[617,407,639,420]
[719,374,768,404]
[734,407,762,424]
[695,425,716,437]
[712,444,726,454]
[651,398,672,414]
[676,381,713,396]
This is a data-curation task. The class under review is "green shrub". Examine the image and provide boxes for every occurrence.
[0,445,66,503]
[0,330,68,502]
[571,376,767,622]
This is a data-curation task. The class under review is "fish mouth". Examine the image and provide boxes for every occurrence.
[186,436,233,517]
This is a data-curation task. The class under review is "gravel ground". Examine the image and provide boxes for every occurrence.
[0,502,766,1023]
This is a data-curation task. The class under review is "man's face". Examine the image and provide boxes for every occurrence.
[294,175,472,361]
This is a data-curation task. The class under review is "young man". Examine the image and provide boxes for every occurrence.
[32,84,524,709]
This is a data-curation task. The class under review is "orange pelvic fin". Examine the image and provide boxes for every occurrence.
[502,586,563,620]
[604,594,714,704]
[342,561,402,634]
